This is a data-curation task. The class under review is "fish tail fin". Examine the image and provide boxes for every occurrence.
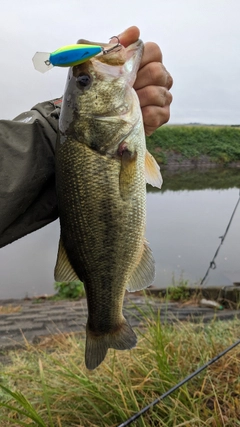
[85,319,137,370]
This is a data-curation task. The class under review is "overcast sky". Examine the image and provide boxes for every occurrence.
[1,0,240,124]
[1,0,240,299]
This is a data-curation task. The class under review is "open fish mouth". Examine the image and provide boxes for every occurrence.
[72,38,144,83]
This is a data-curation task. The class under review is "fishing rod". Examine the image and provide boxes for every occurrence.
[117,338,240,427]
[200,189,240,285]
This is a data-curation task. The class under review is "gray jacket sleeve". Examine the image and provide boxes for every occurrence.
[0,99,62,248]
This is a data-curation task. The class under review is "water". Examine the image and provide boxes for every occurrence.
[146,187,240,288]
[0,168,240,299]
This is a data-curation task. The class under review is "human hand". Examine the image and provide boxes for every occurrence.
[118,26,173,136]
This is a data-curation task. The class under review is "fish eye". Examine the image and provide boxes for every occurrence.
[76,73,92,88]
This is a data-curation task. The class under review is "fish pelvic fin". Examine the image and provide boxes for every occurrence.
[54,237,79,282]
[145,150,163,189]
[85,319,137,370]
[126,239,155,292]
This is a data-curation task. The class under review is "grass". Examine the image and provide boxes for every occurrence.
[54,281,85,300]
[0,305,22,315]
[147,125,240,165]
[0,306,239,426]
[166,279,192,302]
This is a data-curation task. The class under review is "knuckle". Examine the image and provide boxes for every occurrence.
[148,85,161,102]
[145,42,163,62]
[146,63,173,90]
[160,87,168,104]
[160,107,171,125]
[138,86,160,107]
[166,72,174,89]
[143,104,171,130]
[168,91,173,105]
[161,87,173,105]
[143,106,162,128]
[147,62,163,84]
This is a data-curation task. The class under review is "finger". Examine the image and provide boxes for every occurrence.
[136,86,173,109]
[113,26,140,47]
[134,62,173,90]
[142,105,171,136]
[140,42,162,68]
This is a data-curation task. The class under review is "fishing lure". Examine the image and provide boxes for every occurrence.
[32,44,103,73]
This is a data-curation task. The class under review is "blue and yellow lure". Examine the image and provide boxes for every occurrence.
[32,44,102,73]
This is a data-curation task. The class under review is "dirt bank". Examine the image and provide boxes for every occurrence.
[160,152,240,170]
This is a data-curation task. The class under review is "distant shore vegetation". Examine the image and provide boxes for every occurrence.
[147,124,240,166]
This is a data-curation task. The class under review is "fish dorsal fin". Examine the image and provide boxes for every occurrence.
[126,239,155,292]
[145,150,163,189]
[54,237,79,282]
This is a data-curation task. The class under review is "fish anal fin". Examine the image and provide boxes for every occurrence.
[126,239,155,292]
[54,237,79,282]
[145,150,163,189]
[85,319,137,370]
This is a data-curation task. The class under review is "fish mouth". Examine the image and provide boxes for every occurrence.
[76,38,144,69]
[96,38,144,68]
[74,39,144,89]
[77,37,143,53]
[60,38,144,133]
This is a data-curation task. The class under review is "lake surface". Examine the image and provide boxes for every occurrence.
[1,168,240,299]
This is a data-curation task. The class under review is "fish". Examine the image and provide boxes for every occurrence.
[32,44,102,73]
[54,38,162,370]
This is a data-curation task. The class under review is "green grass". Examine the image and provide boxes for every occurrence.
[0,307,239,426]
[147,125,240,165]
[54,280,85,300]
[166,278,192,302]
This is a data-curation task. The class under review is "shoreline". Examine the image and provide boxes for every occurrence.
[0,291,240,359]
[147,124,240,168]
[159,153,240,170]
[1,285,240,305]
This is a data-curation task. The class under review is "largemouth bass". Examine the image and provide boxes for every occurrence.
[54,38,162,370]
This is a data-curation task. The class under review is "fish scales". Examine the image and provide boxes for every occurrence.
[55,39,162,369]
[56,137,146,322]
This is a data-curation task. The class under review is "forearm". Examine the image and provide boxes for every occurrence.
[0,99,61,248]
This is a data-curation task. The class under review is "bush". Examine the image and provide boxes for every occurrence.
[54,280,85,299]
[147,125,240,164]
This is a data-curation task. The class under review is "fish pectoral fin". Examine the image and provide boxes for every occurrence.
[126,239,155,292]
[54,237,79,282]
[85,319,137,370]
[145,150,163,189]
[119,149,138,199]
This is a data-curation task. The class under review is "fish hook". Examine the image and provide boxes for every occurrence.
[102,36,122,54]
